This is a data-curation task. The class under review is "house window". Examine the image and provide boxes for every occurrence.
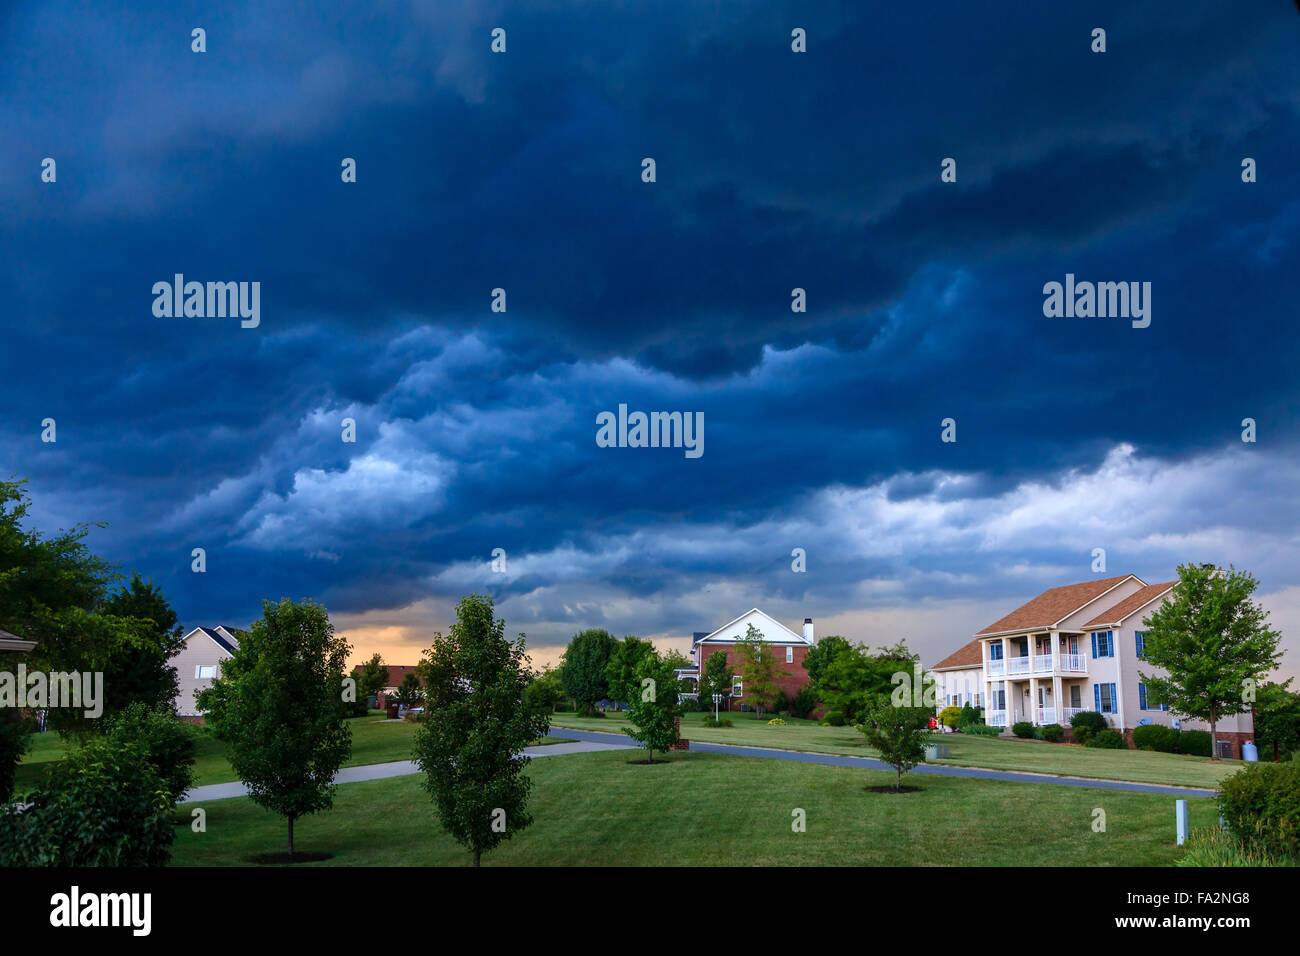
[732,677,743,697]
[196,665,217,680]
[993,689,1005,710]
[988,643,1003,661]
[1090,631,1114,658]
[1096,682,1117,714]
[1070,685,1082,709]
[1135,631,1146,659]
[975,693,982,707]
[786,646,793,664]
[1139,683,1168,711]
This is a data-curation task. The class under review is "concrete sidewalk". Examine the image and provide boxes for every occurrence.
[180,738,634,804]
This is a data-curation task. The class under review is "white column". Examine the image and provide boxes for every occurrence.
[1029,677,1039,725]
[1053,675,1062,724]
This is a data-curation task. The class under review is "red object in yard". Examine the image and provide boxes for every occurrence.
[386,703,399,719]
[928,716,938,729]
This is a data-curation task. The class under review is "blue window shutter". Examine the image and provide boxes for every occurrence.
[1091,633,1097,658]
[1108,631,1115,657]
[1139,683,1147,710]
[1094,683,1101,712]
[1110,683,1117,714]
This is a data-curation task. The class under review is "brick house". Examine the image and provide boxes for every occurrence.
[675,608,815,709]
[351,664,421,710]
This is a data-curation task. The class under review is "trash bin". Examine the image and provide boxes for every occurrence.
[386,703,399,720]
[1242,741,1258,762]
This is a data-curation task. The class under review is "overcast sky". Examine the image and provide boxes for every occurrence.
[2,1,1297,677]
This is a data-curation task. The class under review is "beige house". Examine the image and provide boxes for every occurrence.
[173,626,240,717]
[930,574,1254,756]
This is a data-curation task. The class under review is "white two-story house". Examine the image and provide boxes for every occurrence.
[930,574,1254,757]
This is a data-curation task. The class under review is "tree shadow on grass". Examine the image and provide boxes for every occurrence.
[247,851,334,864]
[865,785,923,794]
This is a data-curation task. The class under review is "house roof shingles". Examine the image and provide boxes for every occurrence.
[1082,582,1177,628]
[976,575,1139,635]
[931,638,983,671]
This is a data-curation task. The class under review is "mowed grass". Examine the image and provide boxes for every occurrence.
[170,748,1217,866]
[13,714,572,796]
[549,711,1240,789]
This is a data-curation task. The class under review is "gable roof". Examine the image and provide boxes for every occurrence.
[188,626,239,654]
[931,638,983,671]
[1082,582,1177,628]
[352,664,421,688]
[0,628,36,653]
[977,575,1143,636]
[694,608,810,646]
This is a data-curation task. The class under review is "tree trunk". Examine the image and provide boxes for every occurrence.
[1275,740,1281,762]
[896,766,902,791]
[1209,708,1219,761]
[287,814,295,859]
[648,746,654,763]
[473,847,481,867]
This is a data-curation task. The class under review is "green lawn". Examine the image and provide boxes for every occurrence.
[13,715,571,796]
[170,748,1218,866]
[550,711,1241,790]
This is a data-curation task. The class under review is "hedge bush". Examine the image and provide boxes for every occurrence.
[1217,760,1300,861]
[767,717,787,726]
[1132,724,1180,753]
[1039,723,1064,743]
[1180,729,1213,757]
[1011,721,1035,739]
[104,703,197,808]
[823,711,845,727]
[791,687,817,719]
[701,717,733,728]
[962,723,1003,736]
[1085,728,1125,749]
[1069,710,1108,735]
[938,706,963,730]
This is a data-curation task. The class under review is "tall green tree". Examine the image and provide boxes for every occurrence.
[198,599,352,858]
[394,670,424,709]
[560,628,617,715]
[734,624,779,719]
[605,635,657,705]
[859,698,931,791]
[816,640,917,724]
[413,594,549,866]
[1140,564,1282,760]
[1252,680,1300,762]
[98,573,188,716]
[524,663,566,714]
[622,651,681,763]
[803,635,852,686]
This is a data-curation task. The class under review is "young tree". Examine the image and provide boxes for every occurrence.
[859,698,931,791]
[605,635,657,705]
[621,651,681,763]
[352,652,388,714]
[394,670,424,709]
[414,594,549,866]
[734,624,778,718]
[197,598,352,858]
[560,628,617,715]
[524,663,565,714]
[1253,681,1300,762]
[698,648,733,709]
[103,702,197,809]
[1140,564,1283,760]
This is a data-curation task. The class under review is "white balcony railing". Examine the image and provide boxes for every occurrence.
[1061,707,1088,722]
[1036,706,1057,724]
[1059,653,1086,673]
[987,659,1004,677]
[987,710,1008,727]
[1007,657,1031,676]
[1032,654,1053,673]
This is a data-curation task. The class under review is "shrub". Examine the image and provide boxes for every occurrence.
[1070,710,1108,735]
[938,706,963,731]
[1039,723,1064,743]
[773,690,791,715]
[1217,760,1300,860]
[1132,724,1180,754]
[1176,827,1294,867]
[0,736,173,866]
[767,717,787,726]
[0,710,33,803]
[701,717,733,728]
[1180,729,1212,757]
[679,696,701,712]
[823,711,845,727]
[791,686,817,720]
[104,703,197,808]
[1011,722,1035,739]
[1085,729,1125,749]
[962,723,1003,736]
